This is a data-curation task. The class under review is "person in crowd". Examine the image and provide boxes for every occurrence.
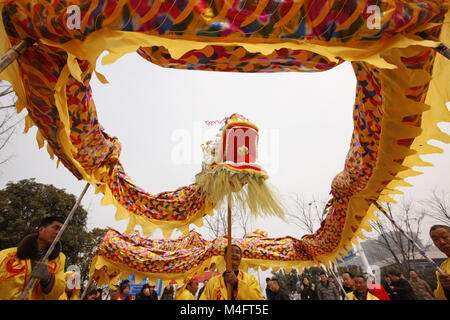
[96,288,103,300]
[161,284,175,300]
[265,277,274,300]
[118,280,133,300]
[199,245,263,300]
[316,272,340,300]
[367,276,390,300]
[197,280,208,300]
[389,271,416,300]
[176,277,199,300]
[429,225,450,300]
[346,274,379,300]
[341,272,356,299]
[109,278,121,300]
[267,278,290,300]
[300,276,317,300]
[85,289,98,300]
[0,216,66,300]
[149,284,158,300]
[383,275,394,299]
[59,271,80,300]
[408,269,435,300]
[136,283,157,300]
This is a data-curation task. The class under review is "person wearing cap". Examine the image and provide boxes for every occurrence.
[0,216,66,300]
[345,274,379,300]
[59,271,80,300]
[176,277,199,300]
[199,245,263,300]
[430,225,450,300]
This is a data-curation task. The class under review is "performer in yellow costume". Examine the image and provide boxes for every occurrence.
[199,245,263,300]
[0,216,66,300]
[345,275,380,301]
[176,277,199,300]
[430,225,450,300]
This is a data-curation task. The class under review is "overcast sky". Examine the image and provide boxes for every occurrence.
[1,52,449,249]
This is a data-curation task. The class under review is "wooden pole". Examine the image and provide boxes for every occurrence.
[19,182,90,300]
[328,266,350,300]
[0,39,33,74]
[227,194,232,300]
[80,276,94,300]
[373,201,445,275]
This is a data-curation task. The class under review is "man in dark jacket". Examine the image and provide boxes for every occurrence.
[388,272,416,300]
[267,278,290,300]
[265,277,275,300]
[317,272,340,300]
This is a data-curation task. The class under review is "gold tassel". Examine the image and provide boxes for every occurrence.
[195,169,285,220]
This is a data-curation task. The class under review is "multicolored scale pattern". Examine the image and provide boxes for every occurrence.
[94,229,312,276]
[1,0,448,265]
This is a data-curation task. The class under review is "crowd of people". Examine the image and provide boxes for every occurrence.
[281,269,433,301]
[0,216,449,301]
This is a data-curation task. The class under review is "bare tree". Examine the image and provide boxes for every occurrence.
[285,194,328,234]
[0,81,23,166]
[369,198,430,275]
[202,203,253,240]
[422,189,450,225]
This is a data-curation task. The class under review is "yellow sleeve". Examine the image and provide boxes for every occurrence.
[42,253,66,300]
[235,273,263,300]
[434,259,449,301]
[176,289,194,300]
[199,280,213,300]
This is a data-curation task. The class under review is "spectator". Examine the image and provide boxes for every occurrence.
[429,225,450,300]
[367,276,390,300]
[0,216,66,300]
[265,277,274,300]
[119,280,133,300]
[161,284,175,300]
[316,272,340,300]
[408,269,435,300]
[267,278,290,300]
[300,276,317,300]
[136,283,158,300]
[341,272,356,299]
[346,274,379,300]
[389,271,416,300]
[383,275,394,299]
[176,277,199,300]
[85,289,98,300]
[96,288,103,300]
[199,245,263,300]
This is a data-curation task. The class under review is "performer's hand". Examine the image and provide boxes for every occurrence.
[438,273,450,290]
[224,270,238,287]
[31,262,50,281]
